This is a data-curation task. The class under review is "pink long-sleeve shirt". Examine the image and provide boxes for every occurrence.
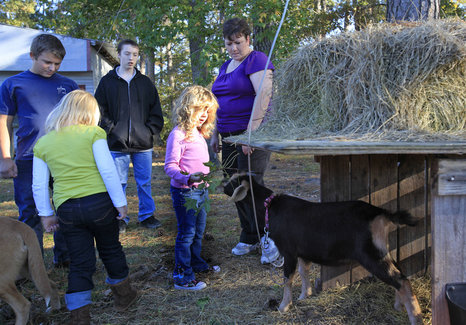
[164,126,210,189]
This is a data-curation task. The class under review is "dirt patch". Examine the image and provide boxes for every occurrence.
[0,150,431,324]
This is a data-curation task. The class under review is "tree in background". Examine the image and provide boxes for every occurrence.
[1,0,464,140]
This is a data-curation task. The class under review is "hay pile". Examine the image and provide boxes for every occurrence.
[252,19,466,142]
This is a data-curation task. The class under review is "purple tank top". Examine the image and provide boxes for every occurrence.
[212,51,274,134]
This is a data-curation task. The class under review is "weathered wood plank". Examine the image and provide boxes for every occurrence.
[349,155,372,282]
[370,155,398,259]
[235,139,466,156]
[432,159,466,325]
[320,155,352,290]
[398,155,429,276]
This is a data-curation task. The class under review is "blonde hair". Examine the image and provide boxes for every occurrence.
[45,90,100,132]
[172,85,219,139]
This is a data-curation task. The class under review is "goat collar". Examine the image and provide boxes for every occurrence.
[264,194,275,231]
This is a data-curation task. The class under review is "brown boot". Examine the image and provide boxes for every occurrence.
[109,277,138,311]
[70,304,91,325]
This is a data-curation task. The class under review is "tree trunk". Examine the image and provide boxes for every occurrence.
[166,42,176,112]
[253,24,274,55]
[188,0,209,85]
[386,0,439,22]
[144,49,155,83]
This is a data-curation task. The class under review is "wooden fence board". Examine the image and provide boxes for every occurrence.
[398,155,429,276]
[320,155,351,289]
[432,159,466,325]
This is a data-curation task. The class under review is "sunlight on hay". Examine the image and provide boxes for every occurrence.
[250,19,466,142]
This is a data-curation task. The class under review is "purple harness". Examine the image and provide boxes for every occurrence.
[264,194,275,231]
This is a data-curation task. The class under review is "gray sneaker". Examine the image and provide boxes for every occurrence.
[174,280,207,291]
[140,216,162,229]
[231,242,258,256]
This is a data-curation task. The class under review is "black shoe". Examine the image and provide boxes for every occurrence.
[140,216,161,229]
[119,220,127,234]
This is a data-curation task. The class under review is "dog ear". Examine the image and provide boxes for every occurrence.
[230,180,250,202]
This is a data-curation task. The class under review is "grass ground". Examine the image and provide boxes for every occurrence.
[0,149,432,324]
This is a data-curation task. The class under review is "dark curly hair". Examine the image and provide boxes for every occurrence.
[223,18,251,41]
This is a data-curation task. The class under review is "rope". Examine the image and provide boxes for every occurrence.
[246,0,291,254]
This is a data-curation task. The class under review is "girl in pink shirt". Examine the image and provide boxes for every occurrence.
[164,85,219,290]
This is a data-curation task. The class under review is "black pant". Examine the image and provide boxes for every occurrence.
[57,192,129,293]
[221,138,271,244]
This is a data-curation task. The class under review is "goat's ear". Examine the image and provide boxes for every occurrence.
[230,180,250,202]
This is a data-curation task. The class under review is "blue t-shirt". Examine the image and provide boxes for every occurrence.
[212,51,274,134]
[0,70,78,160]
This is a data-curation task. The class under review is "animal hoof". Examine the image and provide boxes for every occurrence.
[278,303,291,313]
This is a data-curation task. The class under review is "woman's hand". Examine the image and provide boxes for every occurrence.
[210,130,220,153]
[116,205,128,220]
[242,145,254,155]
[41,215,59,233]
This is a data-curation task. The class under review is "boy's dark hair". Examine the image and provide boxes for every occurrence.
[30,34,66,59]
[117,39,139,54]
[223,18,251,41]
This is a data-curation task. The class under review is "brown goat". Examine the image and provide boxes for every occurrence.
[0,217,60,325]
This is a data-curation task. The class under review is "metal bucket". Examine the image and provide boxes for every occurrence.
[445,283,466,325]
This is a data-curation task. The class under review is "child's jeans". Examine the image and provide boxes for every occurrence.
[57,192,129,310]
[170,186,209,285]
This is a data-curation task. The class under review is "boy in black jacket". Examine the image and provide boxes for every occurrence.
[95,39,164,233]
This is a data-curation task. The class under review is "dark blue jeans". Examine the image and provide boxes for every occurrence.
[221,139,271,244]
[14,159,69,263]
[170,186,209,285]
[57,192,129,294]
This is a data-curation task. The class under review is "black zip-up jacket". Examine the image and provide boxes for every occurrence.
[95,67,164,152]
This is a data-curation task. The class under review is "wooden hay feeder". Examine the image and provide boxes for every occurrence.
[229,19,466,325]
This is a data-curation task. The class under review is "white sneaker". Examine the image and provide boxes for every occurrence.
[231,242,258,256]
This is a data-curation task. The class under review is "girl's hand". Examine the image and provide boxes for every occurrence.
[188,172,205,184]
[116,205,128,220]
[41,215,59,233]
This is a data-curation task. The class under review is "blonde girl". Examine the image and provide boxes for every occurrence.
[164,85,219,290]
[32,90,137,324]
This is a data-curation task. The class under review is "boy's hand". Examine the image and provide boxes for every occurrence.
[0,158,17,178]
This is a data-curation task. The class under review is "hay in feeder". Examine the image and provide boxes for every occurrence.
[249,19,466,143]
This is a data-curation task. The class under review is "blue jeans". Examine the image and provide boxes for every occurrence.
[14,159,69,263]
[170,186,209,285]
[57,192,129,309]
[111,150,155,223]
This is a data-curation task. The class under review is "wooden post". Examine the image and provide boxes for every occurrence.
[432,159,466,325]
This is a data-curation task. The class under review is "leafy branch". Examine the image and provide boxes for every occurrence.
[181,161,223,214]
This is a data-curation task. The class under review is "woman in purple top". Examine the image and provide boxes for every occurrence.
[211,18,274,256]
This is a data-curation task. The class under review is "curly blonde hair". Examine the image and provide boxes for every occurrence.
[172,85,219,139]
[45,90,100,132]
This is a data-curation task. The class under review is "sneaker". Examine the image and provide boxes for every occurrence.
[140,216,162,229]
[119,220,127,234]
[231,242,258,256]
[174,280,207,291]
[198,265,221,274]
